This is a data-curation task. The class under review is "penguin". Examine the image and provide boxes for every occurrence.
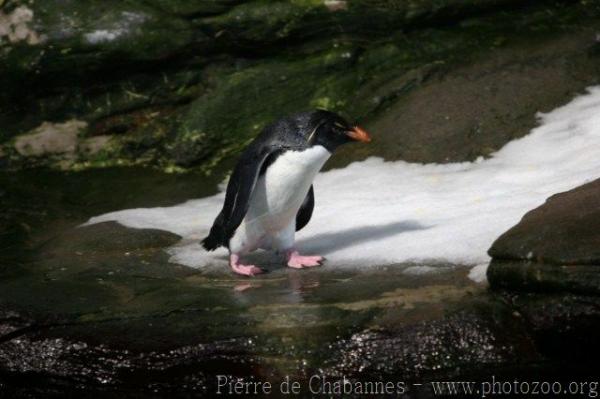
[202,110,371,276]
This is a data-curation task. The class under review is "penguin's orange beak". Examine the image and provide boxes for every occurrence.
[346,126,372,143]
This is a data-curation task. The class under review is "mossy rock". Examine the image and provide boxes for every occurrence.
[2,0,600,172]
[169,2,600,170]
[0,0,202,138]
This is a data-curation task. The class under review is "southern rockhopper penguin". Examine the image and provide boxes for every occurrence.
[202,110,372,276]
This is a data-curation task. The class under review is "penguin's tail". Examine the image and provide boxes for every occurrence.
[201,233,222,251]
[201,214,226,251]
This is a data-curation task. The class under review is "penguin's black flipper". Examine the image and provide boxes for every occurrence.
[202,146,275,251]
[296,185,314,232]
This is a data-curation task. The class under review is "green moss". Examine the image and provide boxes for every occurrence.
[173,47,365,166]
[203,1,326,46]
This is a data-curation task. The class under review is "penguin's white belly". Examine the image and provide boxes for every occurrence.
[249,146,330,230]
[230,146,330,253]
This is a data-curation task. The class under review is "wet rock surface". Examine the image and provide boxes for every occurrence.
[486,180,600,379]
[1,1,599,171]
[1,169,599,397]
[488,179,600,294]
[324,294,537,379]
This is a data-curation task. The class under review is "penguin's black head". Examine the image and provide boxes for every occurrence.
[306,110,371,152]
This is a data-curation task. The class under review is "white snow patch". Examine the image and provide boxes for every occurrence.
[86,87,600,272]
[468,264,489,284]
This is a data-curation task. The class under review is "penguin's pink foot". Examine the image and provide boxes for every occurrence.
[286,250,324,269]
[230,254,264,276]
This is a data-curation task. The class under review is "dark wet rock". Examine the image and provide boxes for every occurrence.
[49,221,181,253]
[0,309,33,338]
[488,179,600,294]
[489,262,600,296]
[0,326,257,396]
[1,1,600,171]
[489,179,600,265]
[321,292,547,385]
[486,180,600,373]
[493,292,600,368]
